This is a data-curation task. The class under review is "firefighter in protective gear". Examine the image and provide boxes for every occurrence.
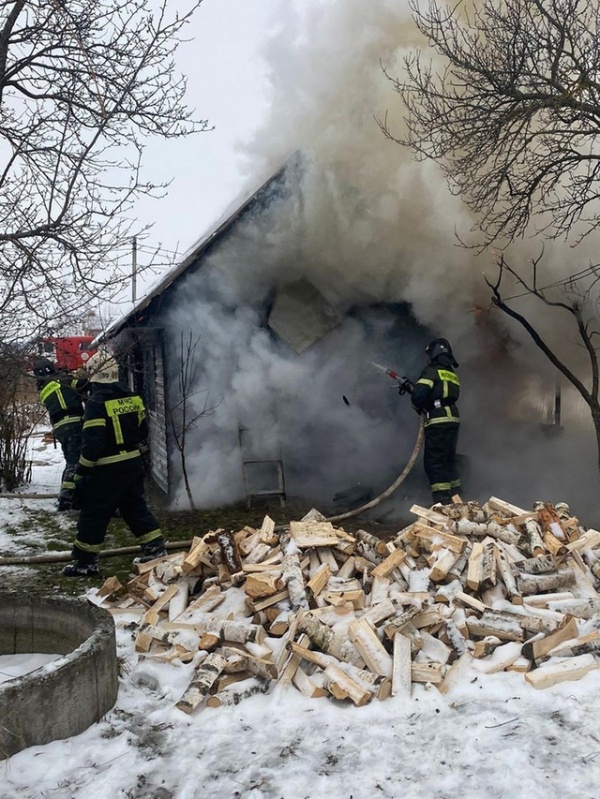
[33,358,88,511]
[409,338,461,505]
[63,349,166,577]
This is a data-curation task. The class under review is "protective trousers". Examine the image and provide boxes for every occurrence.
[423,424,460,504]
[73,459,162,562]
[53,422,82,510]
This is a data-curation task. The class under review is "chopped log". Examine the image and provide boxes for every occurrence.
[307,563,331,599]
[370,576,391,604]
[479,538,497,589]
[164,615,265,644]
[317,548,340,574]
[495,546,521,603]
[547,631,600,659]
[413,523,467,554]
[524,653,598,689]
[289,521,338,548]
[337,556,356,579]
[141,584,179,626]
[472,641,522,674]
[321,589,365,609]
[437,652,472,694]
[412,607,449,629]
[383,606,421,640]
[466,542,484,591]
[447,542,472,580]
[206,678,270,707]
[97,576,123,598]
[543,531,566,556]
[248,589,290,613]
[522,616,579,661]
[472,636,502,658]
[430,550,459,583]
[323,664,373,706]
[298,612,363,666]
[176,653,228,713]
[547,598,600,618]
[487,497,527,517]
[355,529,389,556]
[348,618,393,677]
[245,570,284,599]
[466,613,523,642]
[243,542,272,565]
[523,519,545,557]
[182,540,212,574]
[178,586,225,620]
[371,549,407,579]
[444,618,468,656]
[198,633,221,652]
[515,555,557,575]
[453,519,521,546]
[525,591,575,607]
[216,531,242,574]
[409,505,449,526]
[391,633,412,697]
[281,552,309,610]
[362,598,397,627]
[293,665,328,698]
[259,515,278,546]
[411,662,444,684]
[168,582,189,622]
[518,570,576,595]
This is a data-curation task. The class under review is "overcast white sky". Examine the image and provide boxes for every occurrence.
[125,0,281,301]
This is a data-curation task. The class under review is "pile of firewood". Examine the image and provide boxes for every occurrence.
[93,497,600,713]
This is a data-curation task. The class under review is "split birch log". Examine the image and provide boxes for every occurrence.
[524,653,598,689]
[259,515,277,546]
[216,531,242,574]
[466,542,484,591]
[383,606,421,640]
[371,549,407,579]
[437,652,472,694]
[289,521,338,548]
[163,615,266,644]
[444,618,468,656]
[547,598,600,618]
[281,552,309,610]
[355,529,389,556]
[546,632,600,659]
[278,633,311,688]
[518,570,576,595]
[523,519,545,557]
[245,570,284,599]
[323,663,373,706]
[176,653,228,713]
[515,555,557,575]
[447,542,472,580]
[472,641,522,674]
[472,637,503,658]
[391,632,412,697]
[206,678,269,707]
[298,612,364,666]
[306,563,331,599]
[168,582,189,622]
[348,618,393,678]
[293,665,328,698]
[452,519,521,546]
[287,642,390,698]
[495,545,521,603]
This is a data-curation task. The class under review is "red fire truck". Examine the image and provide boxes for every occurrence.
[37,336,98,371]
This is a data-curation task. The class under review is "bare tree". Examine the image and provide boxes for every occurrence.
[486,253,600,470]
[383,0,600,247]
[0,0,209,343]
[168,331,217,510]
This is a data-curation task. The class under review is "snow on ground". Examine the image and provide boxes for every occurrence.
[2,432,600,798]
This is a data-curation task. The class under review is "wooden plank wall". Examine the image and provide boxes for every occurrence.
[148,342,169,494]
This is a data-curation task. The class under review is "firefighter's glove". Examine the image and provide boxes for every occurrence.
[398,377,413,396]
[73,473,90,495]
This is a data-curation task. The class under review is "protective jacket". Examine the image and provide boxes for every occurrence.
[411,353,460,428]
[77,383,148,474]
[38,375,87,431]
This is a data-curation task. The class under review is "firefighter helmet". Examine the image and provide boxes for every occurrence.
[32,357,57,378]
[425,338,458,366]
[85,348,119,384]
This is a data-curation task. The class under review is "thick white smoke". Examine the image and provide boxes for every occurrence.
[164,0,600,520]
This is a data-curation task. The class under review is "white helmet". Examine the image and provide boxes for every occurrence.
[85,348,119,383]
